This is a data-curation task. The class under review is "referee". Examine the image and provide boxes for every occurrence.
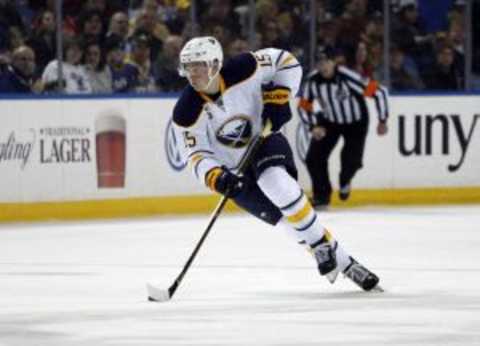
[298,47,389,209]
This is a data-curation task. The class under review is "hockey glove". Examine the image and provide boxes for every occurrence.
[261,84,292,132]
[205,167,243,197]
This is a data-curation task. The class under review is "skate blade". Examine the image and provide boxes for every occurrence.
[369,284,385,293]
[326,267,340,284]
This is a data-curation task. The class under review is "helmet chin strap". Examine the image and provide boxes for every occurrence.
[188,63,220,93]
[203,65,220,91]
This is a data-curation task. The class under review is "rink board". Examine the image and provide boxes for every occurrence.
[0,95,479,221]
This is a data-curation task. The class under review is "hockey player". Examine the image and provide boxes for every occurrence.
[172,36,380,291]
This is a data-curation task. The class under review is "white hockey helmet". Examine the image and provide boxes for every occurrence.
[178,36,223,86]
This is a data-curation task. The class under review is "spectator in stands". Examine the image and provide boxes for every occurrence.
[41,37,92,93]
[0,0,26,52]
[317,19,338,53]
[6,26,25,52]
[447,0,466,32]
[159,0,189,35]
[82,0,107,16]
[472,0,480,88]
[414,0,453,34]
[27,0,82,15]
[226,38,249,60]
[131,8,167,61]
[0,52,9,74]
[391,0,434,72]
[11,0,35,30]
[313,0,333,25]
[337,0,369,49]
[333,46,347,66]
[142,0,161,18]
[77,9,105,43]
[255,0,280,24]
[370,38,386,83]
[277,12,304,57]
[345,40,373,78]
[390,45,424,91]
[423,44,462,90]
[360,13,384,47]
[85,0,128,15]
[26,10,56,75]
[200,0,241,37]
[201,19,231,50]
[84,40,112,93]
[448,18,465,78]
[126,30,156,92]
[129,0,158,20]
[258,19,290,50]
[0,45,37,93]
[105,34,139,93]
[107,11,130,43]
[153,34,185,92]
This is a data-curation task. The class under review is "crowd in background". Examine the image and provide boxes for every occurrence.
[0,0,479,94]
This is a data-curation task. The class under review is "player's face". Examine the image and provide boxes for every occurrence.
[184,61,210,91]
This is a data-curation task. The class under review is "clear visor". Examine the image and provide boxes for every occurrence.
[178,61,209,77]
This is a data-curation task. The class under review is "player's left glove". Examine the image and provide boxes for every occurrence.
[205,167,243,197]
[261,84,292,132]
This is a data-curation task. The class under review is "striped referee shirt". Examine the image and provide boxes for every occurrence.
[298,65,389,127]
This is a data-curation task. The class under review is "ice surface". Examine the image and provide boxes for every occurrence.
[1,205,480,346]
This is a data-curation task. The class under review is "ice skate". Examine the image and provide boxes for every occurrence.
[343,257,381,291]
[311,236,337,276]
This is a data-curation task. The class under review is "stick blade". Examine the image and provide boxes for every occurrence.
[146,283,171,302]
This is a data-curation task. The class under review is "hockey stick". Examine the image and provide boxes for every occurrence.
[147,122,272,302]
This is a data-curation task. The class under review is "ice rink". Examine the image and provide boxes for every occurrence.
[1,205,480,346]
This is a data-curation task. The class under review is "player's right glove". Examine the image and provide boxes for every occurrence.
[205,167,243,197]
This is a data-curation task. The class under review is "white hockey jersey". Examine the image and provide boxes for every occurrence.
[42,60,92,94]
[172,48,302,185]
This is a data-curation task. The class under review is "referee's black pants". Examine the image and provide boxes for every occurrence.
[305,119,369,204]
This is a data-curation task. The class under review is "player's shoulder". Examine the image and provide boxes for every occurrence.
[173,85,206,128]
[221,52,258,88]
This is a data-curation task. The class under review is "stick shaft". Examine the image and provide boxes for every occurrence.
[167,124,271,299]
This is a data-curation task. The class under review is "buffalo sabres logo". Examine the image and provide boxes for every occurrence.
[216,115,253,148]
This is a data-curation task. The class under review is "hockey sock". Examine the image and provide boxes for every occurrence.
[257,166,352,272]
[257,166,325,245]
